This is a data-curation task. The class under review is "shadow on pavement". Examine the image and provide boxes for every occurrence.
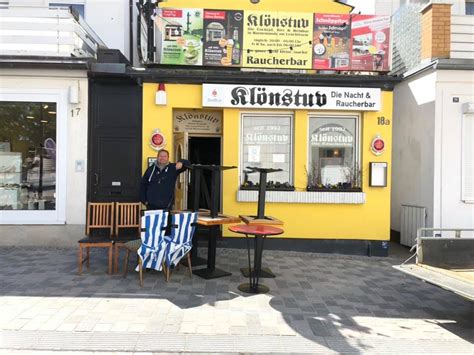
[0,245,472,353]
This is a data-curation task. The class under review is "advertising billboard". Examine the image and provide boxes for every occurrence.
[350,15,391,71]
[312,14,351,70]
[203,9,244,66]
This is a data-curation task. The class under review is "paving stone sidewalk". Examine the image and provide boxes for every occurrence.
[0,245,472,354]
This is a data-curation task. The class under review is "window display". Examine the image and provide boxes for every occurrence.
[308,116,360,190]
[240,114,293,190]
[0,101,57,210]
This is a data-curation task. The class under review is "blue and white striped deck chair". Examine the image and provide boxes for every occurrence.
[164,212,198,281]
[136,210,169,286]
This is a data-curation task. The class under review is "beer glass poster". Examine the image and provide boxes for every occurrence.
[242,11,313,69]
[350,15,391,71]
[312,14,350,70]
[155,8,203,65]
[203,10,244,66]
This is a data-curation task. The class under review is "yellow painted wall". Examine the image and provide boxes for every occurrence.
[160,0,352,13]
[143,83,393,241]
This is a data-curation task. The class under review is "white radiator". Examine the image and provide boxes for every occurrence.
[400,205,427,247]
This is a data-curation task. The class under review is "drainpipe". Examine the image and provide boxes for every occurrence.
[129,0,134,64]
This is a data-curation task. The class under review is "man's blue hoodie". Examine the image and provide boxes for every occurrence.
[139,160,189,210]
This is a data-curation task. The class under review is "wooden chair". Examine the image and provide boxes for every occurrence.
[78,202,114,275]
[113,202,141,273]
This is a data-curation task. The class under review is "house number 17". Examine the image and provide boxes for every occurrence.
[71,108,81,117]
[377,116,390,125]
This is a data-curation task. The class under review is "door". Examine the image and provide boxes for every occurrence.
[88,80,142,202]
[174,131,188,210]
[0,89,67,224]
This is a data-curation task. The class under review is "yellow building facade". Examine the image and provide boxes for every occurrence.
[141,0,394,255]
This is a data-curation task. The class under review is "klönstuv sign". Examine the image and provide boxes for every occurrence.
[202,84,381,111]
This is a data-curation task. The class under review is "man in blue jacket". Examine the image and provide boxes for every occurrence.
[140,149,190,210]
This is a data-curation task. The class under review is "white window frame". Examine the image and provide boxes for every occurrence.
[0,88,68,224]
[239,111,294,187]
[462,113,474,203]
[307,113,362,188]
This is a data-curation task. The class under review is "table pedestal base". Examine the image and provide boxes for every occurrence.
[193,267,232,279]
[238,283,269,294]
[240,267,275,278]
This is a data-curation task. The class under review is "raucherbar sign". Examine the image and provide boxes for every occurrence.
[154,8,391,72]
[202,84,381,111]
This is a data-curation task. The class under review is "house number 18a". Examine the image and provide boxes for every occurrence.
[377,116,390,125]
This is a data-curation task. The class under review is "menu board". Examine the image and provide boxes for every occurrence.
[312,14,350,70]
[203,9,244,66]
[242,11,313,70]
[350,15,391,71]
[155,8,203,65]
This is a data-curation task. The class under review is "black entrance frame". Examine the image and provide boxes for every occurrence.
[87,77,143,203]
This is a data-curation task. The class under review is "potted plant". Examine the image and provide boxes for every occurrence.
[306,163,362,192]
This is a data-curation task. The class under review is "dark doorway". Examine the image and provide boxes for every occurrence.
[187,136,221,210]
[87,79,142,203]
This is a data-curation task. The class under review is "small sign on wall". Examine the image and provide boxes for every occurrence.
[173,110,222,134]
[148,157,157,166]
[369,162,387,187]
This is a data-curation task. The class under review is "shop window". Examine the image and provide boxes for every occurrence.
[240,113,294,190]
[462,114,474,202]
[307,115,361,191]
[467,1,474,15]
[0,101,57,210]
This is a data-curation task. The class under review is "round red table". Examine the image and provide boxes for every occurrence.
[229,224,284,294]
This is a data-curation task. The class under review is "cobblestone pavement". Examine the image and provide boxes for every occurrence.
[0,245,472,354]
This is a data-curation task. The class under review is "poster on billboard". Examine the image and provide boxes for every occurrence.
[350,15,391,72]
[242,11,313,70]
[312,14,350,71]
[203,9,244,66]
[155,8,203,65]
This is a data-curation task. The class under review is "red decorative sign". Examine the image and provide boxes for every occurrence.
[162,9,183,18]
[371,136,385,156]
[150,129,166,151]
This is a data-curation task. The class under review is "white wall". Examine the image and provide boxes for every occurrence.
[84,0,130,60]
[391,68,436,232]
[434,70,474,233]
[0,68,88,246]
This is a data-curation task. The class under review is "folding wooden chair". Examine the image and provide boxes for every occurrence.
[134,210,169,287]
[113,202,141,273]
[163,212,198,282]
[77,202,114,275]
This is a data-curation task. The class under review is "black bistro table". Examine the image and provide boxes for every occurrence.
[189,164,239,280]
[229,224,284,294]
